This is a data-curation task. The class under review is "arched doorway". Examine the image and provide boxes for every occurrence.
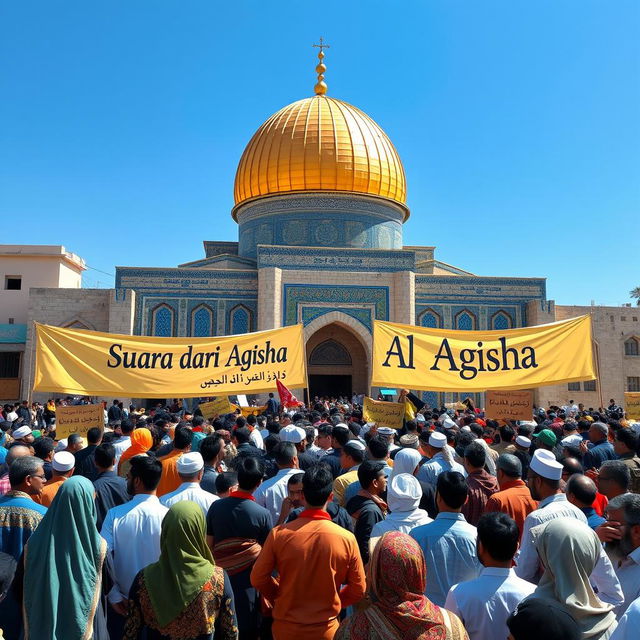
[306,322,369,400]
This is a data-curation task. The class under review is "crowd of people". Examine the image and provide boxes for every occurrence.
[0,393,639,640]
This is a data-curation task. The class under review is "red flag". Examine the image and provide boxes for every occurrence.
[276,379,302,408]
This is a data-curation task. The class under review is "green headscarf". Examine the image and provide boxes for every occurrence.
[143,500,216,627]
[24,475,106,640]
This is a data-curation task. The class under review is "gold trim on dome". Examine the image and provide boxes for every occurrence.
[233,95,407,212]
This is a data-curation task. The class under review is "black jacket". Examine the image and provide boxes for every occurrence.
[346,494,384,564]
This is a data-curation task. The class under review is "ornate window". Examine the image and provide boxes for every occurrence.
[491,311,512,331]
[230,305,251,334]
[418,308,441,328]
[309,339,352,366]
[151,304,174,337]
[455,310,476,331]
[624,338,639,356]
[421,391,439,409]
[191,305,213,337]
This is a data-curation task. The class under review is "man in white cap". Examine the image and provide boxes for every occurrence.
[11,426,34,446]
[418,430,465,488]
[160,451,218,516]
[370,473,432,546]
[377,427,398,454]
[514,435,531,452]
[515,448,623,605]
[35,451,75,507]
[280,425,316,470]
[333,440,366,506]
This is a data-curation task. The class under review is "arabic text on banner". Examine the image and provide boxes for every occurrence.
[56,404,104,439]
[34,323,307,398]
[371,315,595,392]
[625,393,640,420]
[485,390,533,421]
[363,396,405,429]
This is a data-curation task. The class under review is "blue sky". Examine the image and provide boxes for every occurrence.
[1,1,638,305]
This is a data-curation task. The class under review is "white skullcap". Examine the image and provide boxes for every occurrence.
[177,452,204,475]
[429,431,447,448]
[12,426,32,439]
[388,473,422,512]
[530,449,563,480]
[280,425,306,444]
[416,413,426,423]
[515,435,531,448]
[344,439,366,452]
[52,451,75,472]
[461,425,472,433]
[54,439,68,452]
[442,417,456,429]
[377,427,395,436]
[335,423,349,430]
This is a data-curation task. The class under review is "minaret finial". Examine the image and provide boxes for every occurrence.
[312,37,330,95]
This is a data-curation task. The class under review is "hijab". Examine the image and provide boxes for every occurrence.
[119,427,152,463]
[338,531,449,640]
[533,518,616,639]
[143,500,218,628]
[390,448,422,479]
[24,476,106,640]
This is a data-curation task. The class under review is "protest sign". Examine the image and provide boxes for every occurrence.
[232,404,267,417]
[363,396,405,429]
[485,390,533,421]
[56,404,103,439]
[199,397,233,419]
[625,392,640,420]
[372,315,595,392]
[34,323,307,398]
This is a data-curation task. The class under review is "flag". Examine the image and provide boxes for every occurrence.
[276,379,302,408]
[399,390,425,421]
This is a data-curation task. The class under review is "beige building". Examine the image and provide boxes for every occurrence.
[0,245,85,402]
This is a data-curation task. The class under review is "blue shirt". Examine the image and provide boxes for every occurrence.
[583,440,617,470]
[0,490,47,560]
[581,506,606,530]
[416,452,465,488]
[410,512,481,606]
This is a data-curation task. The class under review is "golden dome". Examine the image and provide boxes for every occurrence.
[233,95,407,215]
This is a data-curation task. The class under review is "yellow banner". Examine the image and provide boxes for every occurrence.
[34,323,307,398]
[199,397,233,420]
[625,392,640,420]
[56,404,104,439]
[372,315,595,392]
[363,396,405,429]
[232,404,267,417]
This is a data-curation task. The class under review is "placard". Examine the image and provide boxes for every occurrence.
[199,397,233,420]
[363,396,405,429]
[625,392,640,420]
[485,390,533,421]
[55,404,104,439]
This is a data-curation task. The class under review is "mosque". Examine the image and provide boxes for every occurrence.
[18,46,640,409]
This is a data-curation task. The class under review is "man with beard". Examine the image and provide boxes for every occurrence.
[100,456,168,636]
[276,472,305,525]
[602,493,640,616]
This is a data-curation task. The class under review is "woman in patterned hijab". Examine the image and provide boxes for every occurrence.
[335,530,468,640]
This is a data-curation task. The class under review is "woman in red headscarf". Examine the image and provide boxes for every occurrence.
[335,531,469,640]
[117,427,152,478]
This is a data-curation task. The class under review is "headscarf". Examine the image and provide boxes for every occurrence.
[533,518,616,639]
[143,500,218,628]
[191,431,206,452]
[119,427,152,463]
[337,531,448,640]
[24,476,106,640]
[390,448,422,479]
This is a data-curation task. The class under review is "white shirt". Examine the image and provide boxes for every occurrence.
[160,481,218,517]
[249,428,264,450]
[100,494,168,604]
[445,567,536,640]
[611,596,640,640]
[253,467,302,523]
[614,546,640,617]
[112,436,131,466]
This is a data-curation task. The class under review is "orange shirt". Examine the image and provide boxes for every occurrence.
[35,477,67,507]
[156,449,183,497]
[485,479,538,538]
[251,510,366,640]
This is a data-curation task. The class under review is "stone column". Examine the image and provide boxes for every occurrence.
[258,267,282,330]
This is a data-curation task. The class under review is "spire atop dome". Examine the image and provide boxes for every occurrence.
[312,37,329,95]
